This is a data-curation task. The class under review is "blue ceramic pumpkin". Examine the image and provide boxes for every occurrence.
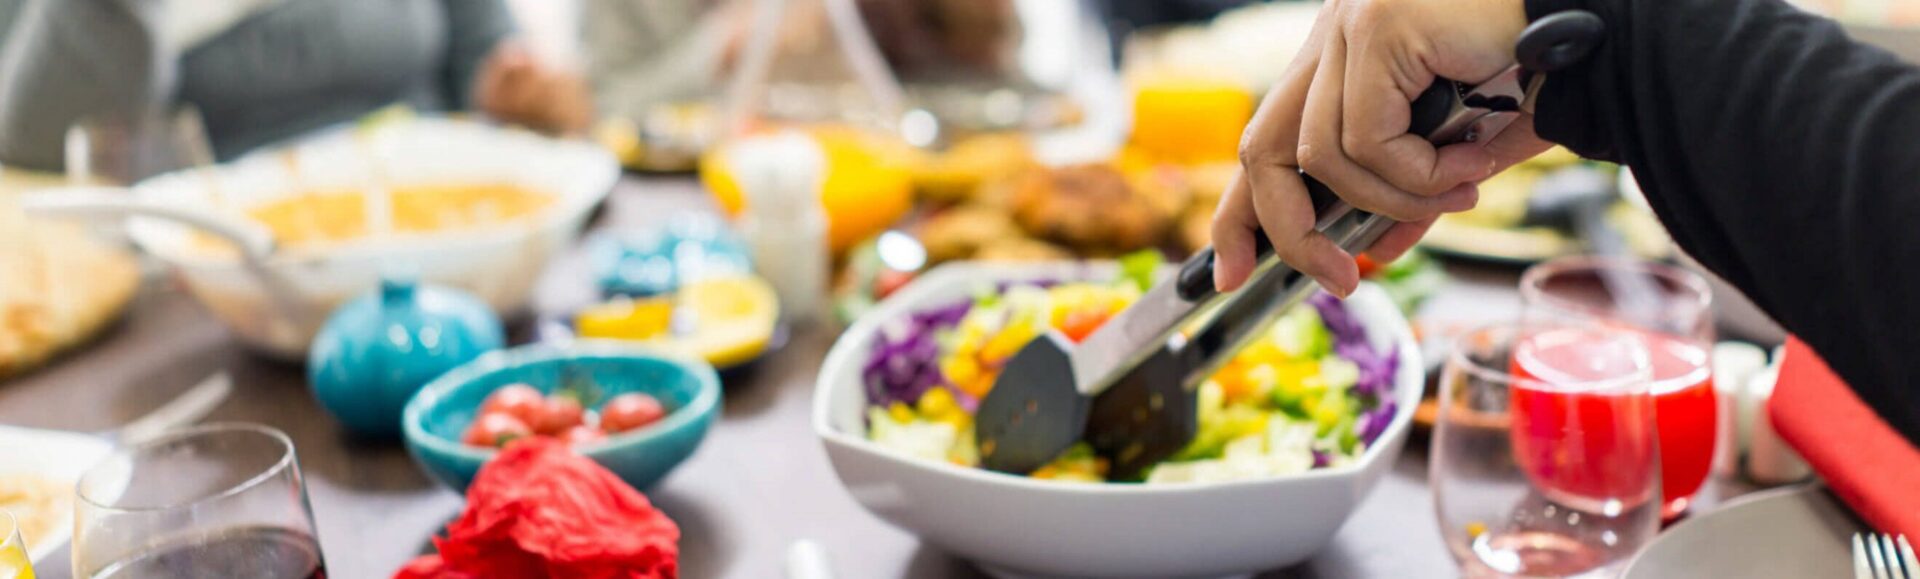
[309,275,505,437]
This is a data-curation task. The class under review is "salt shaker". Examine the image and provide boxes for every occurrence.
[1711,341,1769,478]
[730,132,831,326]
[1746,345,1813,484]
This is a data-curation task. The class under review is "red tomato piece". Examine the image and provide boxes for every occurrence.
[463,413,533,448]
[600,393,667,433]
[1058,308,1112,343]
[534,395,586,435]
[1356,254,1381,278]
[874,269,916,299]
[481,384,547,426]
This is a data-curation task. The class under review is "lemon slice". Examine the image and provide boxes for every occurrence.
[575,297,675,341]
[655,276,780,368]
[0,541,35,579]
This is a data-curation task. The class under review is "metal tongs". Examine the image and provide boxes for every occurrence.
[977,11,1606,477]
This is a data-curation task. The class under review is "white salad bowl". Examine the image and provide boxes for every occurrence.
[813,261,1423,579]
[126,118,617,359]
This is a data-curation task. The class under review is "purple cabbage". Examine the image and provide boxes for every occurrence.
[994,278,1059,294]
[1309,292,1367,343]
[862,299,972,408]
[1309,292,1401,444]
[1336,341,1400,400]
[1358,400,1398,445]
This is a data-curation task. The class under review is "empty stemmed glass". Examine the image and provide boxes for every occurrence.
[1432,323,1663,578]
[72,423,326,579]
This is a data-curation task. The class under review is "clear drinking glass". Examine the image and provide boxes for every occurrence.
[0,510,33,579]
[1432,323,1662,579]
[1521,255,1716,520]
[72,424,326,579]
[64,106,215,185]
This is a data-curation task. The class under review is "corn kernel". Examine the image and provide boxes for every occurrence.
[888,403,915,423]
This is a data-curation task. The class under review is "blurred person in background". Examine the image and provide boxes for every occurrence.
[580,0,740,123]
[858,0,1020,81]
[1095,0,1262,62]
[0,0,593,171]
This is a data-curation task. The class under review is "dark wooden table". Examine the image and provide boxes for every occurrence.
[1,177,1754,579]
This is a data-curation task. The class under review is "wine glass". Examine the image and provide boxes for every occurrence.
[64,106,215,185]
[1521,255,1716,520]
[0,509,32,579]
[1432,323,1663,579]
[72,424,326,579]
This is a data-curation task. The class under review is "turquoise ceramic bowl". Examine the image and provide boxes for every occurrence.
[402,342,720,492]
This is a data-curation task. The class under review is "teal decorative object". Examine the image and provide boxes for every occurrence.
[309,275,505,438]
[594,212,752,297]
[401,343,720,492]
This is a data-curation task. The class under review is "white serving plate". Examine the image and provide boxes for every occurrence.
[127,118,618,359]
[0,425,114,565]
[813,262,1423,579]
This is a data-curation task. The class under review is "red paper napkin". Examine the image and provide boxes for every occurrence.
[395,438,680,579]
[1768,336,1920,536]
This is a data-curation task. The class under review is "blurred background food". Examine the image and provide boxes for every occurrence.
[209,183,555,252]
[0,203,140,377]
[911,133,1035,203]
[1005,163,1183,255]
[1423,147,1673,264]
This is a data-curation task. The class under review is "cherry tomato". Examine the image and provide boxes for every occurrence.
[533,395,585,435]
[599,393,667,433]
[462,412,532,448]
[480,384,546,426]
[561,425,605,447]
[1057,308,1112,343]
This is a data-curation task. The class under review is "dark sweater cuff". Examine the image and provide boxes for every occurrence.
[1525,0,1621,162]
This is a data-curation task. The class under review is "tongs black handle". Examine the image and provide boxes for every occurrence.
[1174,79,1460,302]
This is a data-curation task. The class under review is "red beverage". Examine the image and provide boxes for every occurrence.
[1642,331,1716,519]
[1509,327,1660,511]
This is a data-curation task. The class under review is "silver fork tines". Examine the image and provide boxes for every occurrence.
[1855,533,1918,579]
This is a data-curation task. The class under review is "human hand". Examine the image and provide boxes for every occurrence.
[1211,0,1552,297]
[474,42,594,135]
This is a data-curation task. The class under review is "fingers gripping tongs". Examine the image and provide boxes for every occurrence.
[976,12,1606,478]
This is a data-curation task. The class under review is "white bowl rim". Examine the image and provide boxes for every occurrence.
[125,118,617,269]
[401,340,723,463]
[811,260,1424,495]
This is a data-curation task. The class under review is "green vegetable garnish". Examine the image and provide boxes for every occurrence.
[1117,250,1165,293]
[1271,308,1331,360]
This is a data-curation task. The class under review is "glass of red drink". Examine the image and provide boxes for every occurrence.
[73,423,326,579]
[1432,323,1662,579]
[1521,256,1716,520]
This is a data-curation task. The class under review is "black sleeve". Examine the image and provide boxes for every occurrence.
[1527,0,1920,443]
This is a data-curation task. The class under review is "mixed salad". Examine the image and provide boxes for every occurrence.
[862,255,1400,484]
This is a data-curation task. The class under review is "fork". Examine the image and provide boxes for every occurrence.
[1854,533,1919,579]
